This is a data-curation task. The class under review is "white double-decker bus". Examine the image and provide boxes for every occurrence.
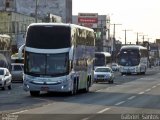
[20,23,95,96]
[117,45,149,75]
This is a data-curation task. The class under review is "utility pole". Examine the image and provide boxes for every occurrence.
[112,24,122,40]
[122,29,132,45]
[35,0,38,23]
[110,23,122,62]
[140,35,148,42]
[110,23,122,52]
[136,32,142,45]
[147,38,152,50]
[142,35,147,42]
[147,38,152,42]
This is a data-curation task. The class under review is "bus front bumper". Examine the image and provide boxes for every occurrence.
[23,80,72,92]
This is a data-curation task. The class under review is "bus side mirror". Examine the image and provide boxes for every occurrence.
[18,44,25,59]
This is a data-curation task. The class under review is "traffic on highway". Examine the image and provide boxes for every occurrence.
[0,1,160,120]
[0,65,160,120]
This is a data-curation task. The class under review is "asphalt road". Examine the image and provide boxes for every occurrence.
[0,67,160,120]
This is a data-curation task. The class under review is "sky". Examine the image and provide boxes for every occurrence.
[72,0,160,44]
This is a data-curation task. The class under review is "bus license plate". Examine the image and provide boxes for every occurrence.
[41,87,49,91]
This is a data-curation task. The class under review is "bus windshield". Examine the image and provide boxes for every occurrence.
[24,52,69,77]
[118,50,140,66]
[26,25,71,49]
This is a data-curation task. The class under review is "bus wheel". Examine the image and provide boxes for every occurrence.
[30,91,40,97]
[69,80,77,95]
[8,85,11,90]
[141,72,145,75]
[84,80,90,93]
[109,80,114,84]
[2,86,5,90]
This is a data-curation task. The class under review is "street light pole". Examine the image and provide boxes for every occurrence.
[140,35,148,43]
[35,0,38,23]
[110,23,122,62]
[110,23,122,52]
[122,29,132,45]
[136,32,142,45]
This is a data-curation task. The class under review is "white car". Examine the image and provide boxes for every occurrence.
[111,63,120,71]
[94,66,114,84]
[11,63,24,82]
[0,67,12,90]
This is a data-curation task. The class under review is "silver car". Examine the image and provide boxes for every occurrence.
[0,67,12,90]
[111,63,120,71]
[94,66,114,84]
[11,63,24,82]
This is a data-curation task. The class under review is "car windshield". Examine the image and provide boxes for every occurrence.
[13,65,23,71]
[112,64,117,66]
[95,68,111,72]
[0,69,4,75]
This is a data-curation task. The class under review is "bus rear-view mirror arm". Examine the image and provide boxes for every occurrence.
[18,44,25,59]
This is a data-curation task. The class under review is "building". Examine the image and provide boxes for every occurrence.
[0,0,71,52]
[0,0,72,23]
[0,11,41,53]
[73,14,111,52]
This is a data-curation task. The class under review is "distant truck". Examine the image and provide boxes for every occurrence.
[0,34,11,70]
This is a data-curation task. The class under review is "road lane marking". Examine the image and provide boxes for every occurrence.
[96,87,110,92]
[152,86,157,88]
[96,89,103,92]
[115,101,125,106]
[81,117,90,120]
[145,89,151,92]
[11,110,28,114]
[128,96,136,100]
[97,108,110,113]
[138,92,144,95]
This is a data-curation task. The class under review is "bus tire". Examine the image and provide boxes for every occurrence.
[69,78,77,95]
[8,85,11,90]
[84,77,90,93]
[86,80,90,92]
[30,91,40,97]
[109,80,114,84]
[141,72,145,75]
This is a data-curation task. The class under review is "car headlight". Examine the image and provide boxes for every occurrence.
[0,78,4,81]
